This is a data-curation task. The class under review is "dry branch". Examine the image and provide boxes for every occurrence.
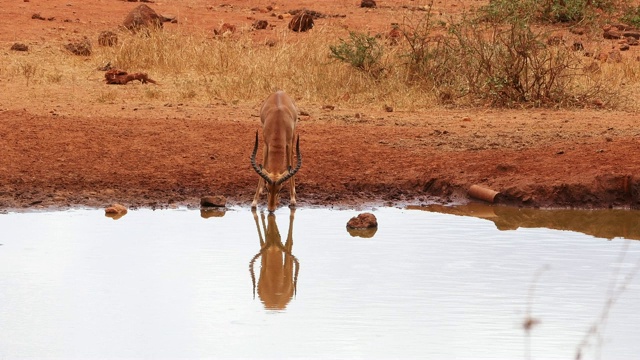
[104,69,158,85]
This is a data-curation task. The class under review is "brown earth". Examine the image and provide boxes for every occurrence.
[1,0,640,211]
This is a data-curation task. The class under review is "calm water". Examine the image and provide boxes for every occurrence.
[0,206,639,360]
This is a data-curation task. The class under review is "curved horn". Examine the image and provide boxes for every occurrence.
[275,135,302,186]
[250,130,274,185]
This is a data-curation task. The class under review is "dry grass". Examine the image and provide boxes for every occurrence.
[1,14,639,112]
[86,26,429,109]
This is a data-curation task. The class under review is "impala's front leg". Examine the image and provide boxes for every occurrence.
[251,177,264,209]
[288,137,297,208]
[251,144,269,209]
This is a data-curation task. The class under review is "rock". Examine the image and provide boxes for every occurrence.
[603,29,622,39]
[252,19,268,30]
[361,0,377,8]
[250,7,269,13]
[546,33,564,45]
[572,42,584,51]
[201,195,227,207]
[64,37,92,56]
[620,43,630,51]
[623,30,640,39]
[626,37,639,46]
[592,98,605,108]
[214,23,236,36]
[288,11,314,32]
[10,43,28,51]
[97,62,113,71]
[595,51,608,62]
[98,31,118,46]
[604,28,640,40]
[347,212,378,237]
[606,23,635,31]
[569,27,586,35]
[123,4,163,32]
[607,50,623,63]
[595,50,623,63]
[105,203,127,219]
[347,212,378,229]
[386,24,401,45]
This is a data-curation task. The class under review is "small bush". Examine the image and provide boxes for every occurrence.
[329,31,383,74]
[452,20,584,106]
[144,87,162,100]
[479,0,537,23]
[621,6,640,28]
[97,90,118,103]
[19,62,37,86]
[480,0,616,24]
[397,5,460,101]
[46,72,63,84]
[395,9,614,108]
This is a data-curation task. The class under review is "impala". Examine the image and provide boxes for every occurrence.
[249,209,299,310]
[250,91,302,212]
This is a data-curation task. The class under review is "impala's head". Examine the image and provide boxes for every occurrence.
[251,131,302,212]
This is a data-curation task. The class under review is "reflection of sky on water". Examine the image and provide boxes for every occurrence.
[0,207,638,359]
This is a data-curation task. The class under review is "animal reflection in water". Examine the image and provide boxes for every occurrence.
[249,209,300,310]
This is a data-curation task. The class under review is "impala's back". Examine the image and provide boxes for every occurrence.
[251,91,302,212]
[260,91,297,177]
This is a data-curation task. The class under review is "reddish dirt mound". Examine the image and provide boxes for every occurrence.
[1,107,638,211]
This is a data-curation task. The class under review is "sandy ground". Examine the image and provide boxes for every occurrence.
[1,0,639,211]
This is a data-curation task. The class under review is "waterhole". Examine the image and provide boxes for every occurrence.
[0,205,638,359]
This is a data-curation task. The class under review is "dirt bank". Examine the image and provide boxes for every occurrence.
[1,106,639,211]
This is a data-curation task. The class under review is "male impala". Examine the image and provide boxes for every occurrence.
[251,91,302,212]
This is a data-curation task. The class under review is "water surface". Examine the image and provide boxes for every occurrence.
[0,206,639,359]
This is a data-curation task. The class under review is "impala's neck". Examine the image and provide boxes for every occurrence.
[262,96,296,176]
[265,145,288,176]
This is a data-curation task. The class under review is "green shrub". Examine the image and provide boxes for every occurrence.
[621,6,640,28]
[479,0,537,23]
[396,11,601,107]
[329,31,383,74]
[479,0,616,24]
[396,6,461,101]
[451,20,584,106]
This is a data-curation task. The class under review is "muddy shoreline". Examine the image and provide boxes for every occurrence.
[1,109,639,213]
